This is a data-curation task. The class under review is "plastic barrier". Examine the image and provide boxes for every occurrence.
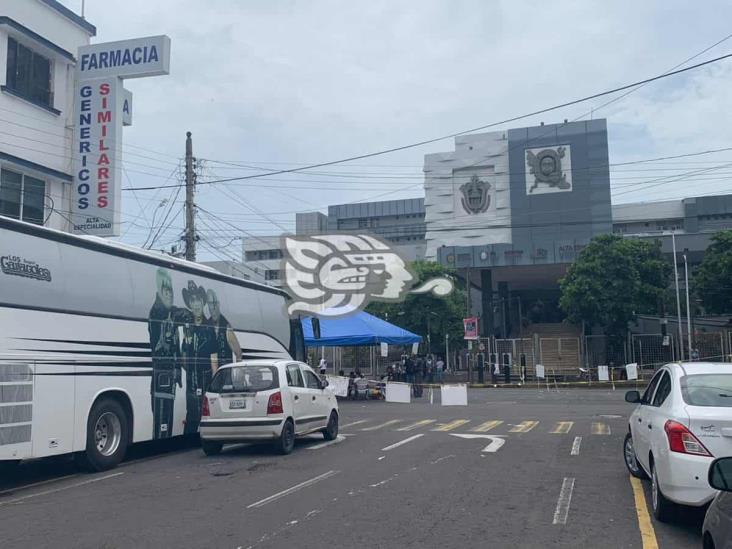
[441,383,468,406]
[385,382,411,403]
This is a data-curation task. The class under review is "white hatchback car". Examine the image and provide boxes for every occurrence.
[624,362,732,522]
[199,360,339,455]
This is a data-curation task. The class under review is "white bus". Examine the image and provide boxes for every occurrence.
[0,216,304,470]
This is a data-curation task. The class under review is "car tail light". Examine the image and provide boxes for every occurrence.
[664,420,712,457]
[267,391,283,415]
[202,396,210,417]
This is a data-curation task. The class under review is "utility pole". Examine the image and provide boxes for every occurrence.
[671,232,684,361]
[184,131,196,262]
[684,253,693,360]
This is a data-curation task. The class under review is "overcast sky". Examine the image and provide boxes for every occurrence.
[61,0,732,260]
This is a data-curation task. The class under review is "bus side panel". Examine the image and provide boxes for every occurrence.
[33,359,75,457]
[70,318,156,452]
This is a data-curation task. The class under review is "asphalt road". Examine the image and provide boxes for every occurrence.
[0,388,707,548]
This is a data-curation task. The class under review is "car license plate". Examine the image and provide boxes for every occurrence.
[229,399,246,409]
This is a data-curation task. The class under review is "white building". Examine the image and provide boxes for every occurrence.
[0,0,95,231]
[242,235,283,287]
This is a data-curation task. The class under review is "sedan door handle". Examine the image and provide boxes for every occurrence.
[638,418,642,423]
[312,396,316,401]
[648,424,652,430]
[294,395,299,401]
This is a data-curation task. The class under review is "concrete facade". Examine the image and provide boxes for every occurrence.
[0,0,95,231]
[426,120,612,268]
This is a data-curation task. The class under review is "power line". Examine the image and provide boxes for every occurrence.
[122,52,732,191]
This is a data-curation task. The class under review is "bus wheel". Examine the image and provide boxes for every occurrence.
[82,398,129,472]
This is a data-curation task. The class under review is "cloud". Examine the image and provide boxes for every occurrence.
[61,0,732,251]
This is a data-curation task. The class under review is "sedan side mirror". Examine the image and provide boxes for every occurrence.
[625,390,641,404]
[709,457,732,492]
[321,379,329,389]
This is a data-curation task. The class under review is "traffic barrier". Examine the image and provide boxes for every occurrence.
[385,382,411,403]
[441,384,468,406]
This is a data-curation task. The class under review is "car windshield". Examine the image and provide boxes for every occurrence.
[680,374,732,407]
[209,365,279,393]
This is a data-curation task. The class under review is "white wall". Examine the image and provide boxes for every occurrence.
[424,131,512,259]
[0,0,93,231]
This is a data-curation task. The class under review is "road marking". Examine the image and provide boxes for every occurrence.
[306,435,346,450]
[592,422,611,435]
[552,477,575,525]
[0,473,79,496]
[246,470,340,509]
[0,472,124,507]
[571,436,582,456]
[509,420,539,433]
[450,433,505,453]
[361,419,401,431]
[629,476,659,549]
[471,420,503,432]
[340,420,369,429]
[397,419,436,431]
[432,419,470,432]
[550,421,574,434]
[381,434,424,451]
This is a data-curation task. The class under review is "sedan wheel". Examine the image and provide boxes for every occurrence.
[623,433,647,479]
[651,462,675,522]
[276,420,295,455]
[322,411,339,441]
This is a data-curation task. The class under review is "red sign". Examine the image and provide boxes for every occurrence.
[463,317,479,340]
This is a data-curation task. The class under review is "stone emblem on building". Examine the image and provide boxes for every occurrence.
[459,175,492,214]
[525,145,572,195]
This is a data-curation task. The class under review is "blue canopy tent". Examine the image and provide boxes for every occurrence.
[302,310,421,347]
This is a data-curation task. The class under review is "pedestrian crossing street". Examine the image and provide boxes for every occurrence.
[341,418,616,436]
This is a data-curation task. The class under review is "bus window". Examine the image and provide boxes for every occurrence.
[289,318,306,361]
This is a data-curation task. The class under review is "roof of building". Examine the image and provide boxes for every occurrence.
[39,0,96,35]
[611,200,684,223]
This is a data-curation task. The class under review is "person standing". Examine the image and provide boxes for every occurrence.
[206,289,242,368]
[181,281,217,435]
[436,356,445,384]
[319,356,327,375]
[148,269,186,439]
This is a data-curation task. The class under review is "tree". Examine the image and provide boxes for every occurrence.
[366,261,465,355]
[694,230,732,314]
[559,234,670,339]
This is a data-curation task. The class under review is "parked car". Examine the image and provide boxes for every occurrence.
[703,457,732,549]
[623,362,732,522]
[199,360,339,455]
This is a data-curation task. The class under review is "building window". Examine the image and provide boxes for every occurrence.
[6,37,53,108]
[265,269,281,281]
[0,169,45,225]
[358,218,368,228]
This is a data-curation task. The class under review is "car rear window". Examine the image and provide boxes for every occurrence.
[680,374,732,407]
[209,366,279,393]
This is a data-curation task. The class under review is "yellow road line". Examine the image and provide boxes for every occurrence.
[629,476,659,549]
[592,422,611,435]
[550,421,574,434]
[361,419,401,431]
[471,420,503,432]
[509,420,539,433]
[397,419,436,431]
[432,419,470,432]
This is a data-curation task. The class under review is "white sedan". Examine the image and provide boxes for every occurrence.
[623,362,732,522]
[199,360,339,455]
